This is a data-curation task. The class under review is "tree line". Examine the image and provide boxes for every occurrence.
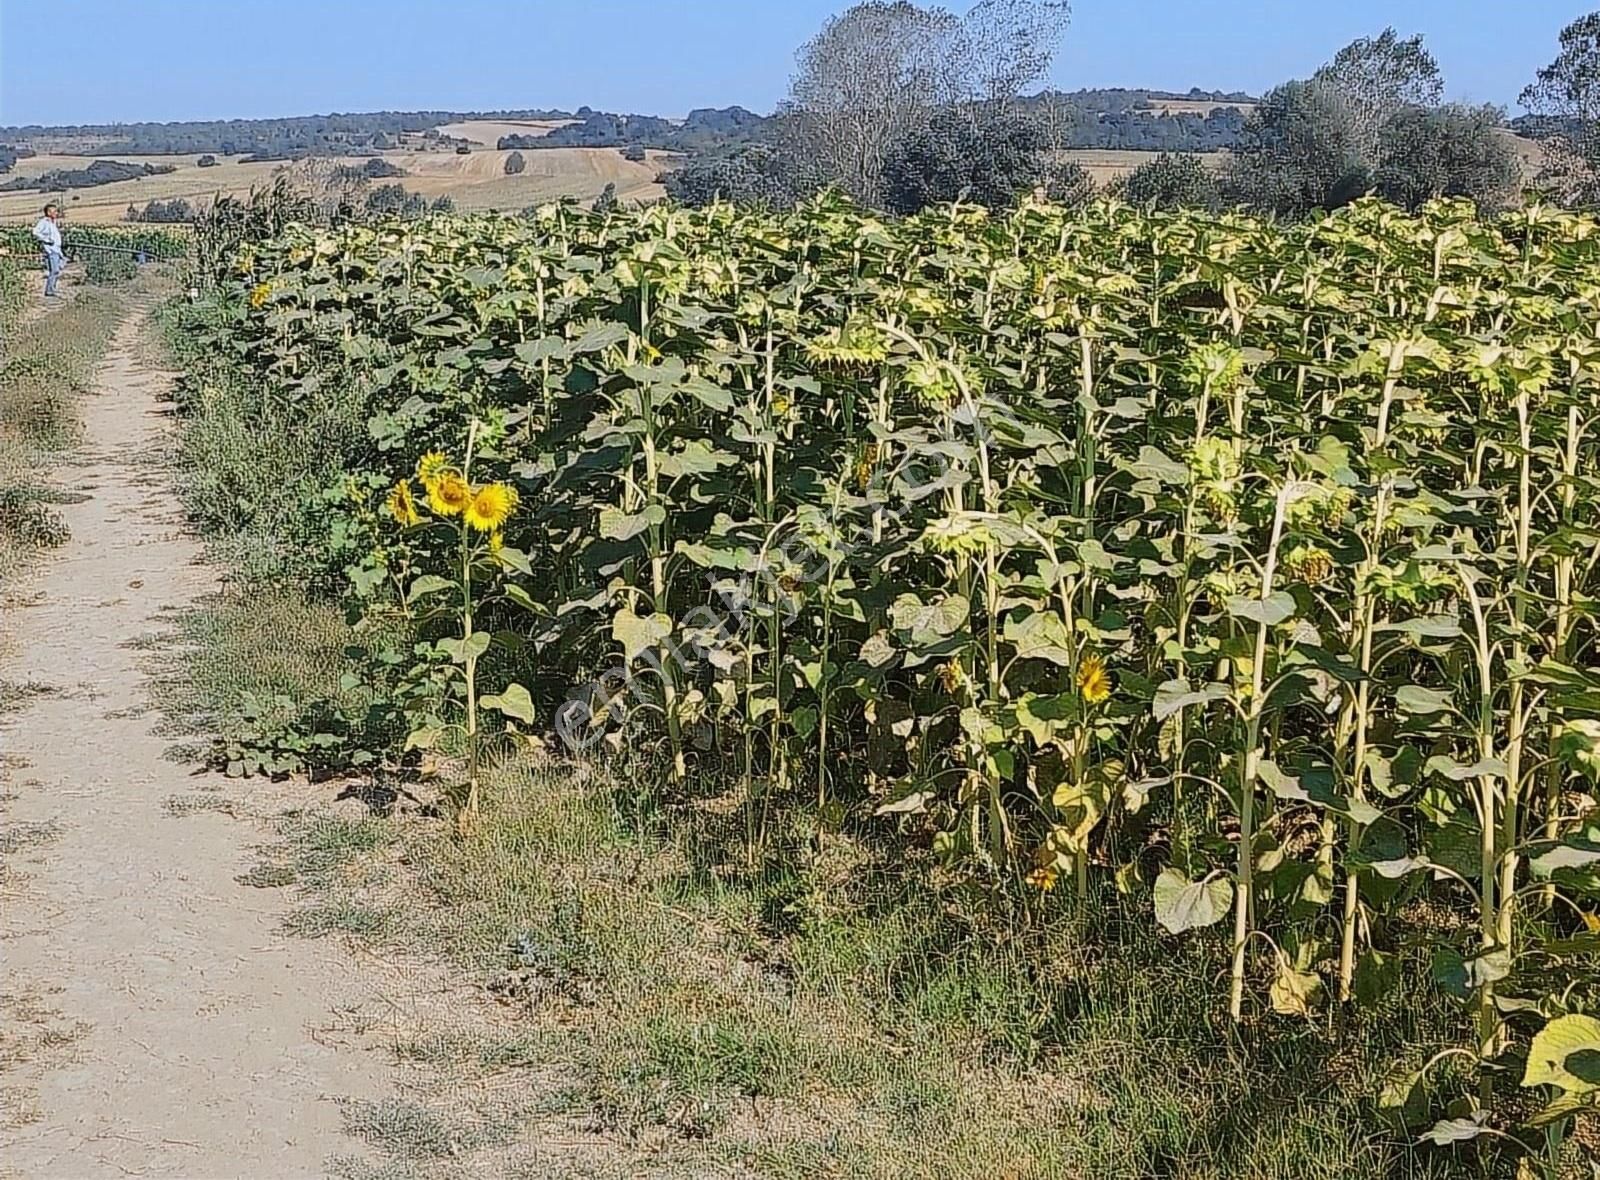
[666,4,1600,221]
[0,158,177,194]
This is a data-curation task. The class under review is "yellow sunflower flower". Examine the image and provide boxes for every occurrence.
[463,482,518,533]
[427,472,472,517]
[416,451,450,486]
[386,479,422,527]
[249,282,272,310]
[1025,863,1060,892]
[1076,653,1112,705]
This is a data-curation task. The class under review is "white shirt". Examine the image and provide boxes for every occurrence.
[32,217,62,251]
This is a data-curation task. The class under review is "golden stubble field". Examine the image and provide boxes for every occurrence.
[0,121,671,224]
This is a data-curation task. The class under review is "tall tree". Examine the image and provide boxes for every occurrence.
[786,1,966,204]
[881,108,1056,212]
[1117,152,1221,211]
[1314,28,1443,163]
[784,0,1072,205]
[1374,103,1521,213]
[1521,12,1600,205]
[1223,79,1368,217]
[958,0,1073,110]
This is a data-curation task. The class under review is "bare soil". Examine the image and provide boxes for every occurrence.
[0,306,388,1179]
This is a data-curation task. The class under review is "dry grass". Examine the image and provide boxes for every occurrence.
[1063,148,1223,186]
[0,153,287,224]
[1145,98,1257,116]
[385,147,671,210]
[223,756,1474,1180]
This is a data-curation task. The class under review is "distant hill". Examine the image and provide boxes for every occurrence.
[0,110,572,159]
[0,90,1263,164]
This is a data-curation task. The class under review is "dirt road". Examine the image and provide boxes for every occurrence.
[0,305,383,1179]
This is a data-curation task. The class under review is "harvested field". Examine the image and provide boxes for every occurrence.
[0,142,672,224]
[432,119,578,145]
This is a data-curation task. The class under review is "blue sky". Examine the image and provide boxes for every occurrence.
[0,0,1591,126]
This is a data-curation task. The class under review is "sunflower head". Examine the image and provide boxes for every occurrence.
[463,482,518,533]
[1076,653,1112,705]
[1025,863,1060,892]
[416,451,450,486]
[386,479,422,527]
[249,282,272,310]
[427,472,472,518]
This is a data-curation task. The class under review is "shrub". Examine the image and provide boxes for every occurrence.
[504,151,526,176]
[363,183,427,219]
[83,249,138,285]
[1375,103,1522,213]
[127,197,195,223]
[1118,152,1222,210]
[881,109,1055,213]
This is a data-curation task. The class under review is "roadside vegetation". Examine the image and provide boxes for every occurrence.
[0,266,125,572]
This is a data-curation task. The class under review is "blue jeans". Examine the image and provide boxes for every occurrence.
[43,248,64,296]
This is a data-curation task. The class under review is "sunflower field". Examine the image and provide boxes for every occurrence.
[187,193,1600,1161]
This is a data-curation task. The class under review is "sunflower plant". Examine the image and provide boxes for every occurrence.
[196,191,1600,1169]
[386,435,535,835]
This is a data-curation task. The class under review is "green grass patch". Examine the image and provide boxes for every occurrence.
[265,757,1474,1179]
[145,586,404,778]
[0,286,125,566]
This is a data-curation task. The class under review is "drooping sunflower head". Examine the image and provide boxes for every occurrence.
[386,479,422,527]
[1283,544,1334,586]
[427,472,472,518]
[416,451,450,486]
[463,482,519,533]
[249,281,272,310]
[921,514,994,558]
[1076,653,1112,705]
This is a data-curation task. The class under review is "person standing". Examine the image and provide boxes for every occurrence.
[32,203,64,298]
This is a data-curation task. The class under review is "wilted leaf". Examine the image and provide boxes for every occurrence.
[1424,755,1507,782]
[890,593,969,646]
[1152,679,1231,722]
[1269,953,1324,1017]
[599,504,667,542]
[1226,591,1297,627]
[875,789,933,816]
[1395,685,1452,715]
[1523,1014,1600,1094]
[407,574,456,603]
[572,320,631,354]
[1420,1114,1489,1145]
[613,608,672,663]
[1124,445,1189,486]
[1529,832,1600,881]
[1368,856,1431,879]
[1153,869,1232,934]
[1004,609,1075,665]
[404,726,444,752]
[481,683,537,725]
